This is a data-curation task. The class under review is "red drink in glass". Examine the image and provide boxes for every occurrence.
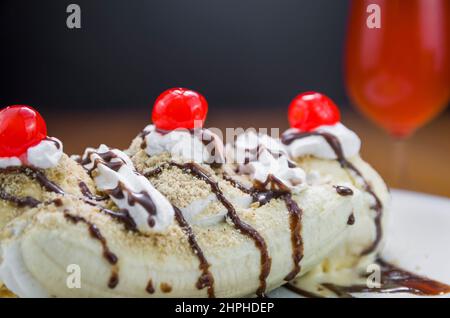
[346,0,450,137]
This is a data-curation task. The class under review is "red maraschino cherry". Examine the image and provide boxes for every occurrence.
[0,105,47,158]
[152,88,208,131]
[288,92,340,131]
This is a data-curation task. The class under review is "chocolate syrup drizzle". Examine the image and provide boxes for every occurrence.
[222,173,304,282]
[0,133,444,297]
[173,206,215,297]
[44,137,62,150]
[282,193,304,281]
[63,211,119,289]
[4,167,65,195]
[78,182,108,201]
[279,132,450,297]
[0,187,41,208]
[139,127,224,166]
[139,130,150,150]
[107,181,158,228]
[347,213,355,225]
[334,185,354,196]
[284,283,325,298]
[0,166,64,208]
[145,165,218,297]
[81,150,124,177]
[144,165,218,296]
[78,177,138,232]
[165,162,272,297]
[145,280,155,294]
[81,148,217,294]
[81,148,160,229]
[281,131,383,255]
[81,197,137,232]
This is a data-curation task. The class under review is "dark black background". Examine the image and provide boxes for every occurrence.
[0,0,351,113]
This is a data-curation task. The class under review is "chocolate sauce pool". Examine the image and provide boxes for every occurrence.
[286,258,450,297]
[281,131,383,255]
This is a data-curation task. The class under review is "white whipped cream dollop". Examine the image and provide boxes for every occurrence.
[0,137,63,169]
[0,157,21,169]
[230,131,306,192]
[0,219,49,298]
[27,138,63,169]
[284,123,361,160]
[82,145,174,234]
[142,125,224,164]
[180,192,253,227]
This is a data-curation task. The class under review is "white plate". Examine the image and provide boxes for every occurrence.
[270,189,450,298]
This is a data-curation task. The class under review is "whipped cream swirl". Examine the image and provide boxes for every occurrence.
[230,131,306,192]
[82,145,174,234]
[142,125,224,164]
[0,137,63,169]
[283,123,361,160]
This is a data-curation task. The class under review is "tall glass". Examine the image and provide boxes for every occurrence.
[346,0,450,138]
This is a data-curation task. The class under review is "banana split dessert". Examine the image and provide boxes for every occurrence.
[0,91,449,298]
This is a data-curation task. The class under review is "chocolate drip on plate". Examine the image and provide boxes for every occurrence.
[373,258,450,295]
[281,131,383,255]
[63,211,119,289]
[288,258,450,297]
[284,283,325,298]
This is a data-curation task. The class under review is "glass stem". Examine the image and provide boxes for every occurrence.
[391,138,408,189]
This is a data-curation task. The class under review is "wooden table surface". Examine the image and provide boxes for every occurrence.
[46,108,450,198]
